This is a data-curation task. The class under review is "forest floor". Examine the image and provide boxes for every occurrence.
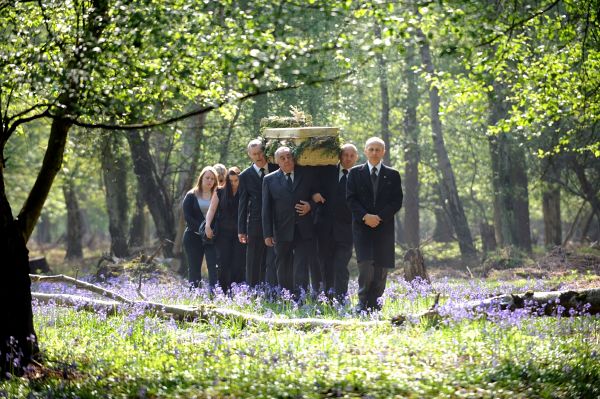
[2,242,597,398]
[400,243,600,291]
[28,240,600,290]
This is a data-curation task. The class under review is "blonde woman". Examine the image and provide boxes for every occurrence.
[205,166,245,292]
[182,166,219,289]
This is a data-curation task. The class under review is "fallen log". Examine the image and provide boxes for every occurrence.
[31,292,383,328]
[30,274,383,328]
[30,274,600,328]
[463,287,600,315]
[393,287,600,325]
[31,274,132,303]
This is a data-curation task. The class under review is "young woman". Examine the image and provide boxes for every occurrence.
[182,166,219,289]
[205,166,246,292]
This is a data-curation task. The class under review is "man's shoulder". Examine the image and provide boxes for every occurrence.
[240,166,254,176]
[264,169,281,180]
[381,164,400,175]
[349,163,366,173]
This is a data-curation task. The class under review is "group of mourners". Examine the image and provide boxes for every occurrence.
[182,136,403,312]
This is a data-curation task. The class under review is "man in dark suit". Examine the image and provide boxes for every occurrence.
[313,143,359,301]
[262,146,318,295]
[238,139,277,287]
[346,137,403,312]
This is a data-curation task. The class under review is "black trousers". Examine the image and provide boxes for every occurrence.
[357,260,388,310]
[216,229,246,292]
[265,246,277,287]
[183,230,218,289]
[308,237,323,293]
[245,233,267,286]
[319,238,352,299]
[274,228,312,295]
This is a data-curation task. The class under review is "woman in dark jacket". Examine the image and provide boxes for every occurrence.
[205,167,246,292]
[182,166,219,289]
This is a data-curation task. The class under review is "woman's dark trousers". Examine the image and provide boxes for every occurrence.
[216,229,246,292]
[183,230,218,289]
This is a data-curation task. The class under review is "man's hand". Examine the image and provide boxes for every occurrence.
[295,200,311,216]
[238,233,247,244]
[363,214,382,228]
[265,237,275,247]
[206,225,214,239]
[312,193,325,203]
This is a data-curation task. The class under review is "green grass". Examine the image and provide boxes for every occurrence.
[1,276,599,398]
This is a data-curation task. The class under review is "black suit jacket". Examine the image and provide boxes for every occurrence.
[262,166,318,242]
[346,163,403,268]
[314,165,353,243]
[238,163,276,237]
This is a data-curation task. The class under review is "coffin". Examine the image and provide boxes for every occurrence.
[263,127,340,166]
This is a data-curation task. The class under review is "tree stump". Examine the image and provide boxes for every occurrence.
[29,256,50,274]
[403,248,430,283]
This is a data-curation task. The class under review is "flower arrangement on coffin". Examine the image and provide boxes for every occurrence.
[260,106,341,166]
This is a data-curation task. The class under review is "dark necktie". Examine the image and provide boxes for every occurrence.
[371,167,378,185]
[259,167,265,179]
[286,172,293,189]
[371,167,379,203]
[339,169,348,184]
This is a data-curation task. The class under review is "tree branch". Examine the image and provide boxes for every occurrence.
[477,0,560,47]
[5,110,51,141]
[6,103,53,124]
[63,70,359,131]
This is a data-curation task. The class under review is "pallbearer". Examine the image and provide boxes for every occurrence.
[238,139,277,287]
[313,143,359,301]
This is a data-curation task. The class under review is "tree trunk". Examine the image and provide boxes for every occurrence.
[571,157,600,234]
[0,168,38,376]
[62,179,83,260]
[580,211,597,242]
[101,133,129,257]
[126,130,176,257]
[542,161,562,247]
[480,221,497,253]
[18,118,72,241]
[402,42,420,248]
[35,212,52,244]
[129,184,146,250]
[417,27,477,260]
[512,147,532,252]
[253,93,269,135]
[395,213,405,245]
[433,207,454,243]
[0,112,72,378]
[219,104,242,164]
[374,23,392,166]
[487,82,532,252]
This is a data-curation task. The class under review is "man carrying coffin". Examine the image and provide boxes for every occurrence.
[262,146,318,295]
[238,139,277,286]
[313,143,359,301]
